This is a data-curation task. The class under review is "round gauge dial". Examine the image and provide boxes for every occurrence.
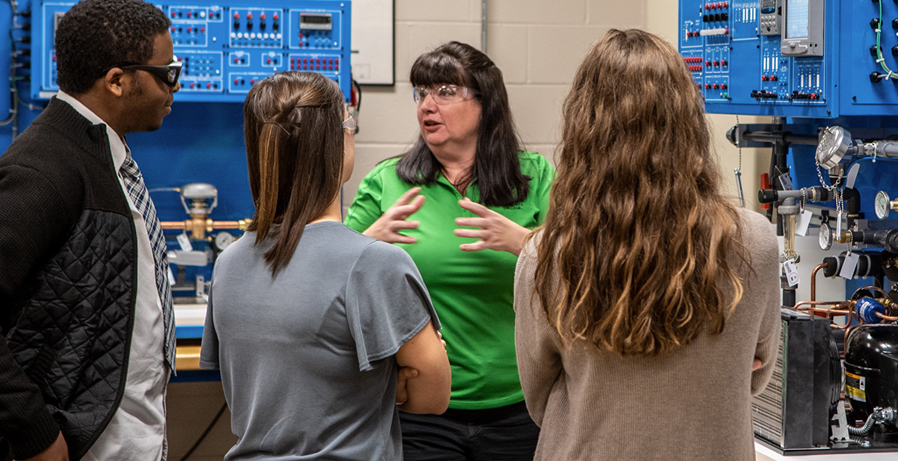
[818,221,833,251]
[214,231,235,251]
[816,126,852,169]
[875,190,891,220]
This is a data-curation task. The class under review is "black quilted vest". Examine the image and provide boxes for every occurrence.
[1,99,137,460]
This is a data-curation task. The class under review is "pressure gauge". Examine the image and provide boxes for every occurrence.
[214,231,235,251]
[818,221,833,251]
[876,191,891,220]
[816,126,853,169]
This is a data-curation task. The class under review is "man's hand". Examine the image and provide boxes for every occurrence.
[17,431,68,461]
[364,187,425,244]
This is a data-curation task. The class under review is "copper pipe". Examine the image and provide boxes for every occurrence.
[793,300,851,310]
[810,263,827,301]
[807,307,852,316]
[211,220,250,230]
[161,221,187,230]
[159,218,251,240]
[876,312,898,321]
[844,322,860,347]
[852,285,890,299]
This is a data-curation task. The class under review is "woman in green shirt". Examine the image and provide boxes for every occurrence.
[345,42,554,460]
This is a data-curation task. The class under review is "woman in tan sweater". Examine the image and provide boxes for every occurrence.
[514,29,781,460]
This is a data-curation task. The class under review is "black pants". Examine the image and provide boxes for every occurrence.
[400,401,540,461]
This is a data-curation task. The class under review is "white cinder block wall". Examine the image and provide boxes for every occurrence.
[167,1,775,459]
[345,0,648,211]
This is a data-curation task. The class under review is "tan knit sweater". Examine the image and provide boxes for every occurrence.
[514,209,781,461]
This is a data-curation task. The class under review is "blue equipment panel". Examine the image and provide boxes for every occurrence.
[678,0,898,118]
[31,0,351,102]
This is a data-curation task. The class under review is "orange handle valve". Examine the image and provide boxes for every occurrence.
[759,173,771,210]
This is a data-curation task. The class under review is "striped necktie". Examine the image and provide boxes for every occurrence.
[119,154,176,370]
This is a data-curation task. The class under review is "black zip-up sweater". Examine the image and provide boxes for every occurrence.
[0,97,138,460]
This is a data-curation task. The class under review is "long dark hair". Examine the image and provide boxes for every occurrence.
[243,71,345,275]
[397,41,529,207]
[533,29,748,357]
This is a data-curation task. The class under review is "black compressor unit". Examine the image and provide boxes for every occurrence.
[844,324,898,442]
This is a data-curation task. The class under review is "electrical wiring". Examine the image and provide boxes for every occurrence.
[178,401,228,461]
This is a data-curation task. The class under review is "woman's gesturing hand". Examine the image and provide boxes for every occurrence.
[455,198,531,256]
[363,187,425,244]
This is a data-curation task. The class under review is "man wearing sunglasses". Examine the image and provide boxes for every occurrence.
[0,1,181,460]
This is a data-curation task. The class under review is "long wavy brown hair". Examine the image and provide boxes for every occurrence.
[533,29,748,357]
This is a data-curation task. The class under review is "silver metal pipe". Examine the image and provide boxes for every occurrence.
[481,0,488,53]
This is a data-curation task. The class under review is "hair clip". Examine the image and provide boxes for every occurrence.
[263,121,291,135]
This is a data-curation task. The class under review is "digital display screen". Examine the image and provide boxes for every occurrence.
[786,0,809,39]
[301,14,331,25]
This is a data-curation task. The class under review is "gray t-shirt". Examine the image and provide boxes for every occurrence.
[200,222,440,460]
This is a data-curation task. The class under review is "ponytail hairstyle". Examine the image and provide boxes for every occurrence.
[244,71,345,275]
[533,29,749,357]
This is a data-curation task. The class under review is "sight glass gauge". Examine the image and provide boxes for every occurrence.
[876,190,891,220]
[818,221,833,251]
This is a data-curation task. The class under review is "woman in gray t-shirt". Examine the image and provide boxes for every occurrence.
[200,71,451,460]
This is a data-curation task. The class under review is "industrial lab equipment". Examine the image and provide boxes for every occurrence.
[159,183,249,303]
[680,0,898,455]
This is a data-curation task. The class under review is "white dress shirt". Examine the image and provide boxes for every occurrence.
[56,91,168,461]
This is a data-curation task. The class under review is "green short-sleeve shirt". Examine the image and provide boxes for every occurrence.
[345,151,554,409]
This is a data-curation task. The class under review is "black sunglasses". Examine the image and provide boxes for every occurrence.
[112,61,182,87]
